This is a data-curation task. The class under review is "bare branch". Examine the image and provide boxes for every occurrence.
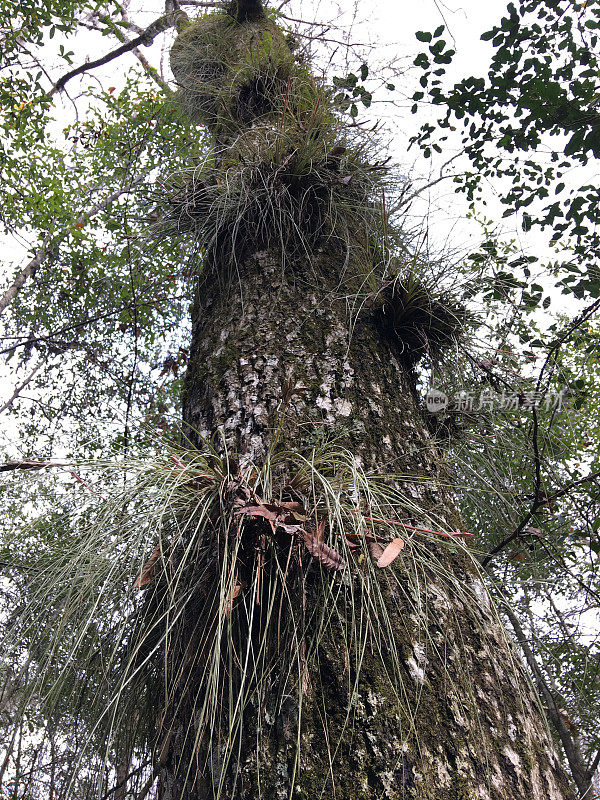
[521,470,600,505]
[0,460,60,473]
[587,748,600,784]
[400,152,463,207]
[131,46,173,94]
[502,603,591,796]
[48,12,186,97]
[0,361,45,415]
[0,243,52,318]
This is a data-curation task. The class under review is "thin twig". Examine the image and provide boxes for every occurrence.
[0,361,45,415]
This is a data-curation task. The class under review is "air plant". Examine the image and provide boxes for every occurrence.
[0,441,516,799]
[372,273,471,367]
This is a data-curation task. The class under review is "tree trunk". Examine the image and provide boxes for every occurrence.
[155,6,575,799]
[157,248,572,800]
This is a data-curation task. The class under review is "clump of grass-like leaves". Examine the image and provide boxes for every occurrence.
[372,272,470,367]
[170,11,306,133]
[163,5,395,274]
[163,125,386,264]
[0,443,509,799]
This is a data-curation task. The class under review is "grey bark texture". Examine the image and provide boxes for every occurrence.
[156,4,576,798]
[169,250,574,800]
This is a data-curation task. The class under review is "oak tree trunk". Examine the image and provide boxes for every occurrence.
[155,6,575,799]
[151,249,574,800]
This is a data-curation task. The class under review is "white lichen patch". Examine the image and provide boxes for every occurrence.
[406,642,427,683]
[316,394,333,413]
[334,398,352,416]
[341,360,354,388]
[367,397,383,416]
[449,698,469,728]
[366,689,383,710]
[470,578,492,613]
[434,759,451,788]
[502,745,523,778]
[377,770,395,794]
[544,768,568,800]
[406,656,425,683]
[490,762,505,792]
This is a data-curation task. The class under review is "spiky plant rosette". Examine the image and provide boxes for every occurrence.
[0,443,521,798]
[163,123,386,263]
[372,273,471,366]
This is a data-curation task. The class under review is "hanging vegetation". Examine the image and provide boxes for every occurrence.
[1,445,493,799]
[371,274,470,367]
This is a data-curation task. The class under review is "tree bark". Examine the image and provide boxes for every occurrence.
[155,6,575,799]
[149,248,573,800]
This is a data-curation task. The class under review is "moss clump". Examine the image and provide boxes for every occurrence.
[166,5,391,281]
[170,12,322,136]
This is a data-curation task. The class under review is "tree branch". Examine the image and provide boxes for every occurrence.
[131,46,173,94]
[0,292,181,358]
[48,12,185,97]
[481,300,600,567]
[0,244,52,318]
[502,603,591,796]
[0,361,45,415]
[587,747,600,784]
[0,460,66,473]
[521,470,600,505]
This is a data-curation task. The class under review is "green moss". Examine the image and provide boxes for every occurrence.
[449,775,477,800]
[170,12,308,131]
[212,342,240,379]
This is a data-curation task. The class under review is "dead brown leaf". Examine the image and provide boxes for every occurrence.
[301,520,345,572]
[376,538,405,568]
[134,544,161,589]
[225,579,243,617]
